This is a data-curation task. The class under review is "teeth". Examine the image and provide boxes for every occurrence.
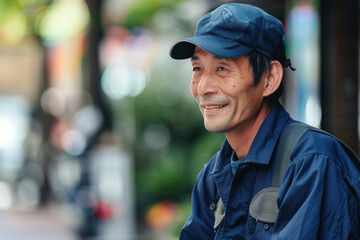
[204,105,225,109]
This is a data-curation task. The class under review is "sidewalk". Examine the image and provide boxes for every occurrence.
[0,205,80,240]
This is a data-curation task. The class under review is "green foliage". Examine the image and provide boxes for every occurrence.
[136,146,187,198]
[123,0,184,29]
[189,132,225,177]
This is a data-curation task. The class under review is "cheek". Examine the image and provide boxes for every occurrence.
[246,87,265,107]
[190,79,198,97]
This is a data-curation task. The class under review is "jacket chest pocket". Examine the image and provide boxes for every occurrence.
[246,187,279,239]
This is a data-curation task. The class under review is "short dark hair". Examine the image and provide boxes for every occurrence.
[248,51,283,102]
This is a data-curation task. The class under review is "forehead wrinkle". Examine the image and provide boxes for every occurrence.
[213,55,226,60]
[213,55,236,66]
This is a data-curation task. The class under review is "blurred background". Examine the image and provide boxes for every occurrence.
[0,0,358,239]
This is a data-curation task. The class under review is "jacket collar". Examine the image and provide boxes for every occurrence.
[212,103,290,173]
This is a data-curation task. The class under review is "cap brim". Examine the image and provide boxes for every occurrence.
[170,35,254,60]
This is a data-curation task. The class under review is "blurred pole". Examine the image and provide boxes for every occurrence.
[320,0,359,153]
[84,0,112,138]
[30,35,53,204]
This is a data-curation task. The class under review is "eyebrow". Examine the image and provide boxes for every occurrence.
[214,55,226,60]
[191,55,199,61]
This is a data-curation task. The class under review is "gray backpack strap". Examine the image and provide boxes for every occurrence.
[271,122,311,187]
[250,122,310,223]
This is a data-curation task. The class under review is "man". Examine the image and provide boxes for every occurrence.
[169,3,360,240]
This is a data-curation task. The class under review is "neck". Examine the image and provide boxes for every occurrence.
[226,102,273,159]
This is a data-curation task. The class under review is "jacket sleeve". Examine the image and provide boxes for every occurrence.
[180,167,217,240]
[272,153,360,240]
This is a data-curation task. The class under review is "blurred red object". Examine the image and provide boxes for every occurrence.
[94,201,114,221]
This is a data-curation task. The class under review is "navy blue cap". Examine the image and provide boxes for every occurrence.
[170,3,294,70]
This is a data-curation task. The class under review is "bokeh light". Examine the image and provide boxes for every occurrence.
[61,130,87,156]
[143,124,171,150]
[101,66,147,100]
[35,0,90,45]
[40,87,67,117]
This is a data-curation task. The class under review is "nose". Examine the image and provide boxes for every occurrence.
[195,71,218,96]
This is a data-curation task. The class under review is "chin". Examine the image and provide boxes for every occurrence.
[204,123,227,133]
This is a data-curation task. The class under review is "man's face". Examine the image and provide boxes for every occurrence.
[190,47,267,134]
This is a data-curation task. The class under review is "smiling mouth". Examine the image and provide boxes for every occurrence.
[203,104,227,109]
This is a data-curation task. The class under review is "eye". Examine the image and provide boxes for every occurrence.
[192,66,202,72]
[217,66,227,72]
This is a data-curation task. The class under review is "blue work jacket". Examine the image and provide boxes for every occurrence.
[180,103,360,239]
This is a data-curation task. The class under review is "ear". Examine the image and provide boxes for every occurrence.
[263,60,283,97]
